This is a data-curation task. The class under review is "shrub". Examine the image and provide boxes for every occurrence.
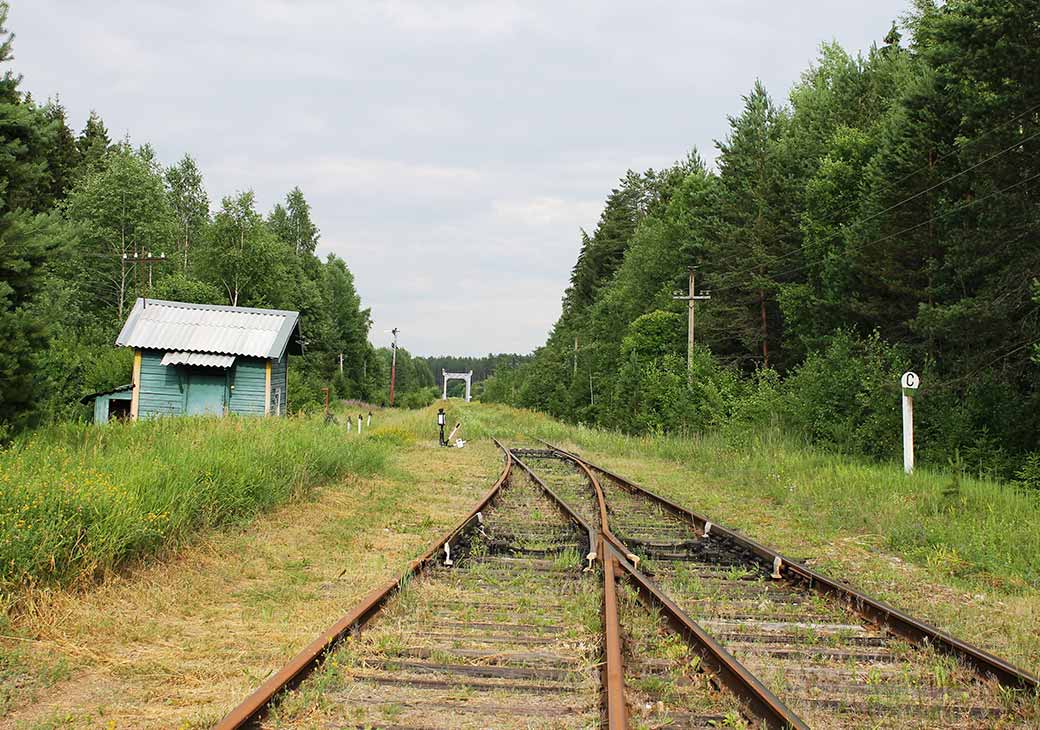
[779,330,909,459]
[397,386,438,409]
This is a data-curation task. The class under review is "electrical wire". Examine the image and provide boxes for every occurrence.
[708,169,1040,294]
[704,101,1040,278]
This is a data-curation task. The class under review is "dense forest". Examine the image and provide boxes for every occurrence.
[0,2,433,437]
[484,0,1040,484]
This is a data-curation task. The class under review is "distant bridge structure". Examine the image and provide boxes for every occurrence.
[442,370,473,402]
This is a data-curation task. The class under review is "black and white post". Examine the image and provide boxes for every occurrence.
[901,371,920,474]
[437,408,446,447]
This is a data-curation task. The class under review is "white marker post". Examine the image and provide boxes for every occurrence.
[901,371,920,474]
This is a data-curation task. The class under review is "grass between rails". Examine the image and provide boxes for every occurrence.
[406,402,1040,670]
[418,402,1040,592]
[0,415,392,598]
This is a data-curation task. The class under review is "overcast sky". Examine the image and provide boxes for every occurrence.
[13,1,908,356]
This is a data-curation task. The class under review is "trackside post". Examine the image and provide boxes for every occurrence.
[901,371,919,474]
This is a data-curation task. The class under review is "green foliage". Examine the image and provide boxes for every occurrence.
[64,144,177,317]
[0,416,389,593]
[779,331,909,459]
[397,386,438,409]
[164,154,208,272]
[621,310,685,361]
[1014,453,1040,492]
[498,2,1040,479]
[149,272,223,304]
[199,190,280,307]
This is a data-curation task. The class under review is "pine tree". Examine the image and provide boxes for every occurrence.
[41,98,79,205]
[76,110,110,176]
[0,1,61,436]
[711,81,796,370]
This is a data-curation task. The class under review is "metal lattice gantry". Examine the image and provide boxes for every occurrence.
[441,370,473,402]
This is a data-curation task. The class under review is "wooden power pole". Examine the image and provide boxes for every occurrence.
[672,268,712,370]
[388,328,399,406]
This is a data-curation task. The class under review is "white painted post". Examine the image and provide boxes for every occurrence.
[901,371,920,474]
[357,413,363,435]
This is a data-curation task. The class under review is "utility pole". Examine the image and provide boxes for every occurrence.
[672,268,712,370]
[388,327,399,407]
[131,252,169,300]
[338,353,344,374]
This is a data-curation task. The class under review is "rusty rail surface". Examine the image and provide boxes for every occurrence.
[214,448,516,730]
[540,439,1040,693]
[509,449,625,727]
[511,446,804,730]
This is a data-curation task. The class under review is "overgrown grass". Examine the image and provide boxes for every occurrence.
[399,401,1040,591]
[0,416,389,596]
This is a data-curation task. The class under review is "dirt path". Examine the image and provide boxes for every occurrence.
[1,437,500,729]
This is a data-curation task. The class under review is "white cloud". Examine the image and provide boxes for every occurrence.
[12,0,909,354]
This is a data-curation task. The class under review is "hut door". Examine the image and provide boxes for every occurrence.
[185,369,226,415]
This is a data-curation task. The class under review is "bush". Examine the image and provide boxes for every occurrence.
[397,386,438,409]
[779,330,909,459]
[1014,453,1040,492]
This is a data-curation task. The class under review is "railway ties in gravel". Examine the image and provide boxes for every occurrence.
[251,460,603,729]
[219,442,765,729]
[217,440,1037,729]
[521,443,1040,729]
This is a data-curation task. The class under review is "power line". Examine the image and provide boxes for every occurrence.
[706,101,1040,277]
[710,169,1040,294]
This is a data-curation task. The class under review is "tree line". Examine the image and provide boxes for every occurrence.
[484,0,1040,485]
[0,3,388,436]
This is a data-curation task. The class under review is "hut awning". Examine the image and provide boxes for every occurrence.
[80,383,134,404]
[160,351,236,368]
[115,298,301,359]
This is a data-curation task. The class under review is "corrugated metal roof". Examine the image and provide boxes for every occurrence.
[160,351,236,368]
[115,299,300,359]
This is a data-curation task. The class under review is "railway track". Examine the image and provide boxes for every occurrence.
[214,437,1038,729]
[519,442,1040,729]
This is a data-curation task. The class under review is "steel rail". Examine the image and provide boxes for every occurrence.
[533,444,807,730]
[215,447,516,729]
[541,439,1040,693]
[507,449,625,728]
[603,540,810,730]
[601,540,629,730]
[508,447,597,560]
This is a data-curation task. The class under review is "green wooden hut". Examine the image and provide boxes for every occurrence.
[115,298,302,419]
[80,384,134,423]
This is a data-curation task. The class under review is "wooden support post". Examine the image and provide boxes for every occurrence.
[130,350,142,419]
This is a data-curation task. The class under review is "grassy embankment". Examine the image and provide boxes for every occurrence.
[0,416,392,600]
[0,410,501,727]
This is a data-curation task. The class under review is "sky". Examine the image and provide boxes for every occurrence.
[13,1,909,356]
